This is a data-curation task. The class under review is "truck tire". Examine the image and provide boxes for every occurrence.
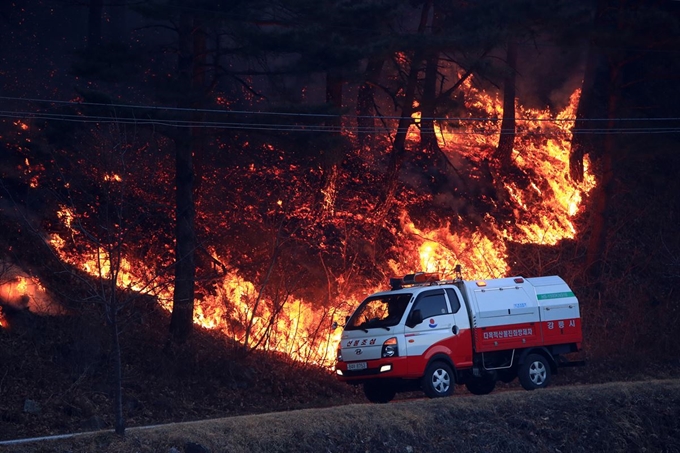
[421,361,454,398]
[518,354,551,390]
[465,376,496,395]
[363,380,396,403]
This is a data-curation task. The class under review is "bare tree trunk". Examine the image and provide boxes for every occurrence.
[319,71,344,218]
[108,297,124,435]
[171,136,195,341]
[356,57,385,147]
[170,13,205,342]
[374,0,431,219]
[570,0,608,183]
[496,37,517,169]
[585,65,619,277]
[581,0,623,278]
[419,4,441,154]
[570,43,599,183]
[390,0,430,163]
[419,52,440,154]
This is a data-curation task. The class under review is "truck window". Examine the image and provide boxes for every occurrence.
[412,290,449,319]
[445,288,461,313]
[345,293,412,330]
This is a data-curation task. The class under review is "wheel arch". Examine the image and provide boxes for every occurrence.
[425,353,460,383]
[517,347,557,373]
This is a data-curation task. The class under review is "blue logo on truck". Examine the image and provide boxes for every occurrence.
[429,318,437,328]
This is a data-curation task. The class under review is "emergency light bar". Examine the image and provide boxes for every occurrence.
[390,272,440,290]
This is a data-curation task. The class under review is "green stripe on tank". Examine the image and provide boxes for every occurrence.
[537,291,575,300]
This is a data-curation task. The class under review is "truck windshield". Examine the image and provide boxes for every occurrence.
[346,293,412,331]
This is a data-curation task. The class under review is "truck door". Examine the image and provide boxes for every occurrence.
[445,288,473,368]
[404,289,456,375]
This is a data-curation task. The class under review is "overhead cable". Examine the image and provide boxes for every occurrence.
[2,95,680,124]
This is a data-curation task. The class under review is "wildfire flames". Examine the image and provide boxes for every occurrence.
[29,82,594,367]
[0,268,59,329]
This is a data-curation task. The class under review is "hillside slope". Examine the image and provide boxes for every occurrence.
[2,379,679,453]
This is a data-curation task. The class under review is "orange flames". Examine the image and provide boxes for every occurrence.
[399,86,594,276]
[0,270,60,329]
[41,81,594,367]
[393,211,509,279]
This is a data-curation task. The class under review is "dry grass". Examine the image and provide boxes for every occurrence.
[3,379,679,453]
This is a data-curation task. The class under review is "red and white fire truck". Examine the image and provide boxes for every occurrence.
[335,270,583,403]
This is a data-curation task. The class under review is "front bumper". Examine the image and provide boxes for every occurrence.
[335,356,409,381]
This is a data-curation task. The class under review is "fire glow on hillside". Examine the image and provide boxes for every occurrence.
[1,80,595,367]
[0,271,59,328]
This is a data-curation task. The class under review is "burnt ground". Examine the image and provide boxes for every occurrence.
[0,296,679,449]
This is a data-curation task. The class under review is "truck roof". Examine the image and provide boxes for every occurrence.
[385,274,568,292]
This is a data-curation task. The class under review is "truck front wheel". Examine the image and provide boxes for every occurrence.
[363,380,396,403]
[518,354,551,390]
[421,361,454,398]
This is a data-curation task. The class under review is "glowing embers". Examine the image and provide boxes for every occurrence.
[56,205,75,229]
[22,157,43,189]
[320,166,338,218]
[14,120,29,131]
[103,173,122,182]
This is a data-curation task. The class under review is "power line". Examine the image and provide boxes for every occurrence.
[2,110,680,135]
[2,95,680,124]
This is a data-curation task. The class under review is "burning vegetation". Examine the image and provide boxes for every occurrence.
[1,0,680,441]
[16,78,594,368]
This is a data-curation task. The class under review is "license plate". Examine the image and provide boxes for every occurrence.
[347,362,367,371]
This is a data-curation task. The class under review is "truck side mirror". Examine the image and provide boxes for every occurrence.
[406,309,423,328]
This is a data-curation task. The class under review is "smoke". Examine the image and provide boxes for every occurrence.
[516,40,587,112]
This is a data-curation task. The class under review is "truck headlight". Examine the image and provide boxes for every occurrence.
[337,347,343,362]
[381,337,398,358]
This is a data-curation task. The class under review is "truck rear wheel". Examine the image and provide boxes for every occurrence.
[363,380,396,403]
[465,376,496,395]
[518,354,551,390]
[421,361,454,398]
